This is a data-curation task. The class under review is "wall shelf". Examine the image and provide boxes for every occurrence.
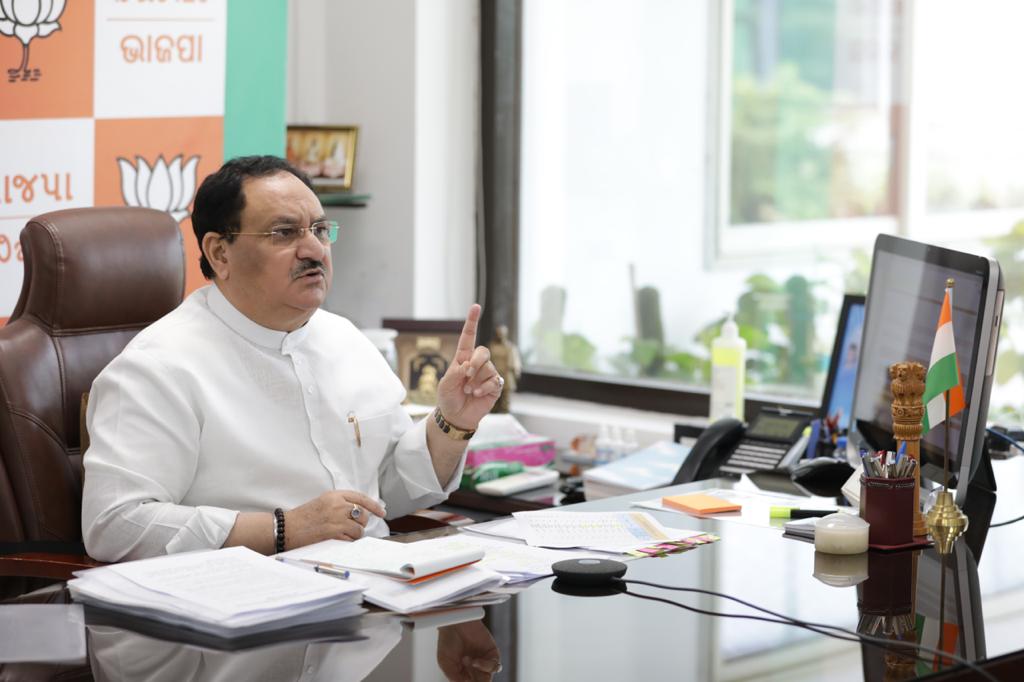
[318,192,371,207]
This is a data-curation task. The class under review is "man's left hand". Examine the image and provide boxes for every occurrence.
[436,304,503,431]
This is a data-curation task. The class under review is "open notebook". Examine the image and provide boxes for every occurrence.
[280,537,503,614]
[280,537,484,583]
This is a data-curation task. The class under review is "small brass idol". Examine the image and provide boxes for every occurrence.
[489,325,521,414]
[889,362,928,537]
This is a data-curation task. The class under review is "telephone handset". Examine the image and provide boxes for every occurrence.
[672,408,814,485]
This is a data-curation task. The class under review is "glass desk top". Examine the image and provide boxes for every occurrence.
[4,465,1024,682]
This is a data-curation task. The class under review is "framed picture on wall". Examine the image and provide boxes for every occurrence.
[381,318,464,406]
[286,125,358,191]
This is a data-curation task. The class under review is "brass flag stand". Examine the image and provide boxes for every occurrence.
[924,279,969,555]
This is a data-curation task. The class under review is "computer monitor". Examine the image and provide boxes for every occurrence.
[820,294,866,434]
[849,235,1004,502]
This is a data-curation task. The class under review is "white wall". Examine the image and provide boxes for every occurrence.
[287,0,478,329]
[414,1,479,320]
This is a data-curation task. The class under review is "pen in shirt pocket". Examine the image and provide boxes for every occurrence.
[347,411,361,447]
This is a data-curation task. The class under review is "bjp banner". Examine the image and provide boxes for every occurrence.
[0,0,227,322]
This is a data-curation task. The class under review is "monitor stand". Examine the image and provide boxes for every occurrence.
[961,446,996,561]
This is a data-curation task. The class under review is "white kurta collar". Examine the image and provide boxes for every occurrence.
[206,284,311,352]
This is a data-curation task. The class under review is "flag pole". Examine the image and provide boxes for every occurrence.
[943,386,950,492]
[943,278,953,493]
[926,278,968,555]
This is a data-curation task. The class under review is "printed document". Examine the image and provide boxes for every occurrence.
[512,511,700,552]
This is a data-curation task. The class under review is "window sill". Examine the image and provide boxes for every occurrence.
[509,392,708,450]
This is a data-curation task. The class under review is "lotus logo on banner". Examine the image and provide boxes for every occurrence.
[0,0,66,82]
[117,155,200,223]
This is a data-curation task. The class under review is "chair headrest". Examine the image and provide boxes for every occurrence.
[10,207,186,333]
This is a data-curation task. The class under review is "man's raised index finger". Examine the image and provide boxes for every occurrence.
[455,303,482,362]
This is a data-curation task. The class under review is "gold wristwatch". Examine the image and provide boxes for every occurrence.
[432,407,476,441]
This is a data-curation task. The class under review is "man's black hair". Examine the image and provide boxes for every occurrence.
[191,155,314,279]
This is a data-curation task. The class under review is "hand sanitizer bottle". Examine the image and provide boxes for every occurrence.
[623,428,638,457]
[710,313,746,422]
[610,425,625,460]
[595,424,614,464]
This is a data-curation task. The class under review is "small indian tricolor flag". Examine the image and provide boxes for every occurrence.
[922,284,966,433]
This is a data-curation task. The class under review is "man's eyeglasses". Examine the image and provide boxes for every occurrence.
[231,220,340,247]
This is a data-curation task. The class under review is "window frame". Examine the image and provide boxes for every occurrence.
[487,0,1024,418]
[706,0,906,267]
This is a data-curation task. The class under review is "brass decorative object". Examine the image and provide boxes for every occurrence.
[488,325,521,414]
[889,361,928,537]
[925,491,968,555]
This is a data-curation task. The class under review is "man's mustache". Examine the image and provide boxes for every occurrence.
[291,259,327,278]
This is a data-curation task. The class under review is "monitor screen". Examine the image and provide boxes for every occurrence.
[821,295,865,433]
[849,235,1003,494]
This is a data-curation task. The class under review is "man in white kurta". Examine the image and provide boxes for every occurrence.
[82,156,503,562]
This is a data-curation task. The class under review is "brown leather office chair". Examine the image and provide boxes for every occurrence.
[0,207,185,582]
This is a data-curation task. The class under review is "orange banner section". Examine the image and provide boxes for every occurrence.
[94,117,224,295]
[0,0,94,120]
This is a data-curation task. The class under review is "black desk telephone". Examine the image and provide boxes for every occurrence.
[672,407,815,485]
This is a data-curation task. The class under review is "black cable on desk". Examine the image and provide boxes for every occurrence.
[989,512,1024,528]
[617,578,1000,682]
[986,427,1024,455]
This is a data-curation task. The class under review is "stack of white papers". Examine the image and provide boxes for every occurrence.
[280,539,506,614]
[68,546,364,637]
[512,510,700,553]
[461,517,524,541]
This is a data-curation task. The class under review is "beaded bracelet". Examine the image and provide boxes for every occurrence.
[273,507,286,553]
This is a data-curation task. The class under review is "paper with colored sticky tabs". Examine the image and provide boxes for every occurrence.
[511,510,703,553]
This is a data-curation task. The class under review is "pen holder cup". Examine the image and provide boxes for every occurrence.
[859,476,915,547]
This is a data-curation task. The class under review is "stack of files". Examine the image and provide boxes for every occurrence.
[782,511,856,541]
[412,533,610,583]
[279,537,506,614]
[782,516,818,540]
[67,546,364,637]
[582,441,691,500]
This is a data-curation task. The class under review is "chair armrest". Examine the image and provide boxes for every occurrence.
[0,552,105,581]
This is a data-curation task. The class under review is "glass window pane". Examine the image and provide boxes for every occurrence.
[919,0,1024,212]
[730,0,899,225]
[519,0,851,401]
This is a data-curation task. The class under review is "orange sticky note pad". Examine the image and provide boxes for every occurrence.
[662,493,742,514]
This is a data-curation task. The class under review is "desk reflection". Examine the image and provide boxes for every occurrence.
[88,614,401,682]
[857,542,984,681]
[86,610,501,682]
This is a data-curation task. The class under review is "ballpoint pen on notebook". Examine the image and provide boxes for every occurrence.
[276,556,351,579]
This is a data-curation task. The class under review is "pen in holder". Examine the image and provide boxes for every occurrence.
[860,475,915,548]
